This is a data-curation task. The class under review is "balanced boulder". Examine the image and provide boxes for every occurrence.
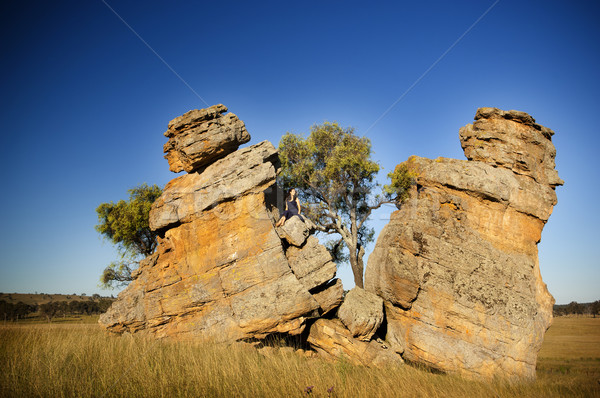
[337,287,384,342]
[163,104,250,173]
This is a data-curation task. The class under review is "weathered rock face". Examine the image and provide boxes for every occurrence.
[365,108,562,379]
[307,318,403,367]
[460,107,563,188]
[311,279,344,316]
[100,106,343,340]
[163,104,250,173]
[337,287,384,342]
[276,216,314,247]
[286,235,337,291]
[149,140,279,232]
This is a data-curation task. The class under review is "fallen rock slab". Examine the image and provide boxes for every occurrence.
[310,278,344,316]
[307,319,403,367]
[286,236,337,290]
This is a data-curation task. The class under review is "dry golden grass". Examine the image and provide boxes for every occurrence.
[0,317,598,397]
[539,317,600,359]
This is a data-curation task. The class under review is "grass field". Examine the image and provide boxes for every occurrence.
[0,317,598,397]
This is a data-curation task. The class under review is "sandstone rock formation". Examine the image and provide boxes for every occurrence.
[100,105,343,341]
[276,216,314,247]
[365,108,562,379]
[307,318,402,367]
[163,104,250,173]
[310,278,344,316]
[101,105,562,377]
[286,235,337,290]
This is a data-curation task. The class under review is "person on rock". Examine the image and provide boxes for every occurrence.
[276,188,304,227]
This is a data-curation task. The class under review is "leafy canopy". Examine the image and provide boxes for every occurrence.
[95,183,162,288]
[278,122,414,287]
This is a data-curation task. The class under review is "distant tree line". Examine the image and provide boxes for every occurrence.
[554,300,600,317]
[0,301,36,321]
[0,298,114,322]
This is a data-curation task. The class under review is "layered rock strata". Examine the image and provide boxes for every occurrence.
[307,318,403,367]
[365,108,562,379]
[163,104,250,173]
[100,106,343,340]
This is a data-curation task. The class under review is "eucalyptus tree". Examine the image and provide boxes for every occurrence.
[278,122,413,288]
[95,183,162,288]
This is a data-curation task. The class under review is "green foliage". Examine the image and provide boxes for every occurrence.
[99,261,137,289]
[591,301,600,317]
[95,183,162,289]
[383,164,415,204]
[38,299,113,322]
[279,123,380,205]
[278,122,414,287]
[39,301,61,322]
[96,184,162,257]
[324,238,349,264]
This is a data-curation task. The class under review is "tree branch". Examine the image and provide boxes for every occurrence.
[357,197,398,230]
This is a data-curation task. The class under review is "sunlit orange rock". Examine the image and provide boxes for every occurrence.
[163,104,250,173]
[100,106,343,341]
[365,108,563,379]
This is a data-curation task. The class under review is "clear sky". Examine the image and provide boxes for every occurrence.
[0,0,598,304]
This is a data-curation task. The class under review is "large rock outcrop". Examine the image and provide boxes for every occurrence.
[365,108,562,379]
[100,105,343,341]
[100,105,562,377]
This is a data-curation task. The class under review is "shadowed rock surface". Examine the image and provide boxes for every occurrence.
[365,107,562,379]
[310,278,344,316]
[307,318,403,367]
[286,235,337,290]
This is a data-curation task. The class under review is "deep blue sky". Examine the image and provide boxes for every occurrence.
[0,0,598,304]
